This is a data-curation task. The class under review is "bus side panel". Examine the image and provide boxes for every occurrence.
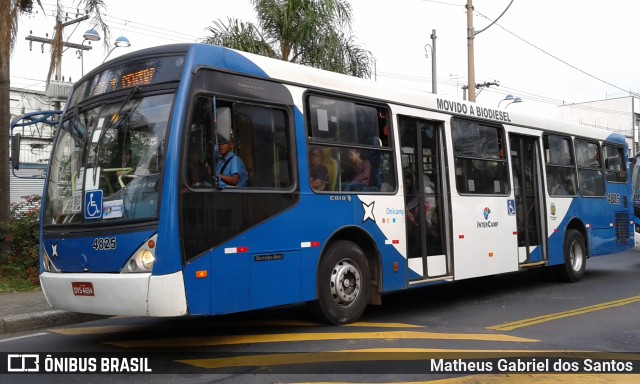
[356,195,410,292]
[182,193,409,316]
[450,195,519,280]
[545,198,576,266]
[577,196,617,256]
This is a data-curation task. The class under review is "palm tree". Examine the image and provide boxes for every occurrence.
[0,0,108,263]
[203,0,373,79]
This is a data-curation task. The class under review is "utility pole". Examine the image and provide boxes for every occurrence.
[465,0,514,103]
[25,14,91,109]
[466,0,476,102]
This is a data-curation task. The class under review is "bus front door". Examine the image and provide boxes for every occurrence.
[509,133,546,265]
[399,116,450,282]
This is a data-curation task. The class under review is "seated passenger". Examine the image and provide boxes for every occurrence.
[343,148,371,191]
[309,147,329,191]
[215,135,248,188]
[547,173,568,195]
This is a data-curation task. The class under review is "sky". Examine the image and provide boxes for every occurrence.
[9,0,640,120]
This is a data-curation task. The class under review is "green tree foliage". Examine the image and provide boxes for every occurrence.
[1,1,108,265]
[203,0,373,78]
[0,195,41,290]
[1,1,108,266]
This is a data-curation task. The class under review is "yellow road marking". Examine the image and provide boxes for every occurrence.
[287,374,640,384]
[427,374,640,384]
[488,295,640,331]
[176,348,640,369]
[105,330,537,348]
[345,321,423,328]
[50,320,421,336]
[51,325,139,335]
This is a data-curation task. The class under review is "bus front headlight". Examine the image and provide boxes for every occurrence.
[122,235,157,273]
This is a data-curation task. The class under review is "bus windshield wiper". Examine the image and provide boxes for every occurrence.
[64,105,85,146]
[91,86,140,180]
[95,86,139,151]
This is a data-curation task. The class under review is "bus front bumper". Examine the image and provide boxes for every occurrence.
[40,271,188,317]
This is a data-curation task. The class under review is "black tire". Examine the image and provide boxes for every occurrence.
[310,240,371,325]
[555,229,586,282]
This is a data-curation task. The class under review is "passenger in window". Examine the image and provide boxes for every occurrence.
[215,135,248,188]
[343,148,371,191]
[547,173,567,195]
[121,149,132,168]
[309,147,329,191]
[378,109,389,146]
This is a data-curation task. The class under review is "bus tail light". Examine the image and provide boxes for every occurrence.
[122,234,157,273]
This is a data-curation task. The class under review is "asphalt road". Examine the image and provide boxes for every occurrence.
[1,249,639,383]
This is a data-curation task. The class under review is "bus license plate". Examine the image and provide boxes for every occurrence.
[71,282,95,296]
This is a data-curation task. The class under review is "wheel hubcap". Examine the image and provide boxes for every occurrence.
[330,259,361,307]
[570,240,584,271]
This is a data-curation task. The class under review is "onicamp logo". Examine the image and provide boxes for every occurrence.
[477,206,499,228]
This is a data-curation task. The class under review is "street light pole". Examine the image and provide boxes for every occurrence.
[102,36,131,64]
[424,29,437,94]
[80,29,101,76]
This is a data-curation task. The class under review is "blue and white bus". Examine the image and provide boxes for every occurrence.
[31,44,633,325]
[630,153,640,247]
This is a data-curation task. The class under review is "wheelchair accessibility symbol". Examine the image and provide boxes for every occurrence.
[507,199,516,216]
[84,190,103,220]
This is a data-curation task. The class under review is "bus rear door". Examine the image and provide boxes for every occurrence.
[509,133,547,266]
[398,116,450,282]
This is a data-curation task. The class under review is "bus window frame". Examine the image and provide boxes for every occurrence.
[304,91,397,194]
[602,143,628,184]
[182,92,297,193]
[574,137,606,197]
[451,118,510,196]
[543,133,578,197]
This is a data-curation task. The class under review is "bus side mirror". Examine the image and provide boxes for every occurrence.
[11,133,21,170]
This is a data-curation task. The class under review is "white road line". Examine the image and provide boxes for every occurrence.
[0,332,49,343]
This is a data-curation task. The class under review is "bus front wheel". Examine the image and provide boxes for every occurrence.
[556,229,586,282]
[311,240,370,325]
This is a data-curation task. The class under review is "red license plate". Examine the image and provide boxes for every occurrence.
[71,282,95,296]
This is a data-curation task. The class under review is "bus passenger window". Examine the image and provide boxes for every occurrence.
[543,134,577,196]
[575,138,605,197]
[306,94,395,193]
[603,144,627,183]
[451,119,508,195]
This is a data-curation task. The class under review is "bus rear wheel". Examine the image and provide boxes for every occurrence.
[556,229,586,282]
[311,240,370,325]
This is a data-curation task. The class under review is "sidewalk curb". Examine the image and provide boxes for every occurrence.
[0,311,106,334]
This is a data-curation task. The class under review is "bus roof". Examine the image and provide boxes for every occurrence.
[97,43,626,145]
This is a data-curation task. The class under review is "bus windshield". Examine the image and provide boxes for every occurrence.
[44,92,173,225]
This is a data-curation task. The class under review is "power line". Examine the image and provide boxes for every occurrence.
[422,0,465,7]
[474,10,640,98]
